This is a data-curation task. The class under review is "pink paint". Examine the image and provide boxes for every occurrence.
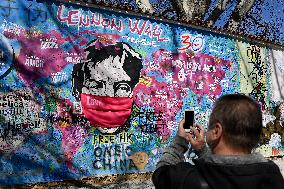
[129,19,147,35]
[80,94,133,128]
[57,5,79,25]
[58,124,87,170]
[134,50,232,138]
[4,31,68,86]
[95,33,121,45]
[4,29,98,86]
[79,15,90,27]
[57,5,123,31]
[53,98,88,170]
[128,19,168,42]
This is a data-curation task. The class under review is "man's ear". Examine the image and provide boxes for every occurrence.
[212,122,223,139]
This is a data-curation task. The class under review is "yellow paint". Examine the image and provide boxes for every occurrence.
[132,152,149,170]
[139,76,152,86]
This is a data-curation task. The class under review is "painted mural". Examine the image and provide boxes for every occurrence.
[0,0,283,186]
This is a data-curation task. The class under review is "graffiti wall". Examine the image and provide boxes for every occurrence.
[0,0,283,186]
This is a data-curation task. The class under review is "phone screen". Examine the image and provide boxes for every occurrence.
[184,110,194,132]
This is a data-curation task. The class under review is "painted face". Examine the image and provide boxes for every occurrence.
[82,55,132,97]
[75,42,142,133]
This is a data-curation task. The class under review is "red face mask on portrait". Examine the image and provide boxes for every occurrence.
[80,94,133,128]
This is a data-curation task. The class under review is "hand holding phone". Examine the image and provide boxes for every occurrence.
[179,117,205,151]
[184,110,201,134]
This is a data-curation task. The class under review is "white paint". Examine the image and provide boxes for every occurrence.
[262,112,276,127]
[269,47,284,103]
[136,0,155,14]
[269,133,282,148]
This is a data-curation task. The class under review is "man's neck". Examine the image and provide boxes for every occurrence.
[212,141,250,155]
[214,148,249,155]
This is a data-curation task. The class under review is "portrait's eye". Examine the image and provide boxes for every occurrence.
[114,83,131,97]
[88,80,104,90]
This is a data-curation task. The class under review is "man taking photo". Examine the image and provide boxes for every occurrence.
[152,94,284,189]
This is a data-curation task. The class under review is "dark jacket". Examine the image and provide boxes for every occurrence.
[152,136,284,189]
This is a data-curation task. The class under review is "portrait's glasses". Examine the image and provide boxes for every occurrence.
[84,79,132,97]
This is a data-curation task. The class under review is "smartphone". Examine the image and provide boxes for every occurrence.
[184,110,194,133]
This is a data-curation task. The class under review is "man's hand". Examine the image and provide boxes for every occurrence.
[177,119,189,140]
[178,119,205,151]
[188,123,205,151]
